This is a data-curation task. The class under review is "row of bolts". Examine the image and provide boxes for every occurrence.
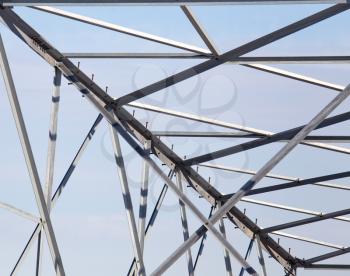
[67,61,293,257]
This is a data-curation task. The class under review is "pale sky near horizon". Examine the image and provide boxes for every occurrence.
[1,3,350,276]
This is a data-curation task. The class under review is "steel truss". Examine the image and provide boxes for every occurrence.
[1,1,350,275]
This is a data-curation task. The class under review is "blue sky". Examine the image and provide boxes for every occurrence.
[1,3,350,275]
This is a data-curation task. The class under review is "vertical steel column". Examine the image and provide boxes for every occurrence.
[45,66,62,211]
[217,202,233,276]
[0,34,65,276]
[108,118,145,275]
[138,140,151,256]
[128,171,174,276]
[256,235,268,276]
[176,170,194,276]
[36,66,62,276]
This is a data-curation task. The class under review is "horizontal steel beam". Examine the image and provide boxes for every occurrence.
[1,0,348,5]
[271,231,345,250]
[63,52,208,59]
[64,53,350,63]
[240,198,350,223]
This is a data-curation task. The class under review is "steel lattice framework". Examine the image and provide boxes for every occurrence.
[1,1,350,275]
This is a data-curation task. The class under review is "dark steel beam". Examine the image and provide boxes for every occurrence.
[304,264,350,269]
[64,53,208,59]
[237,56,350,64]
[152,131,350,142]
[184,111,350,166]
[302,247,350,264]
[64,53,350,63]
[261,208,350,233]
[221,170,350,201]
[239,238,255,276]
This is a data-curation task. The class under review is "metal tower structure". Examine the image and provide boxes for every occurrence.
[1,1,350,275]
